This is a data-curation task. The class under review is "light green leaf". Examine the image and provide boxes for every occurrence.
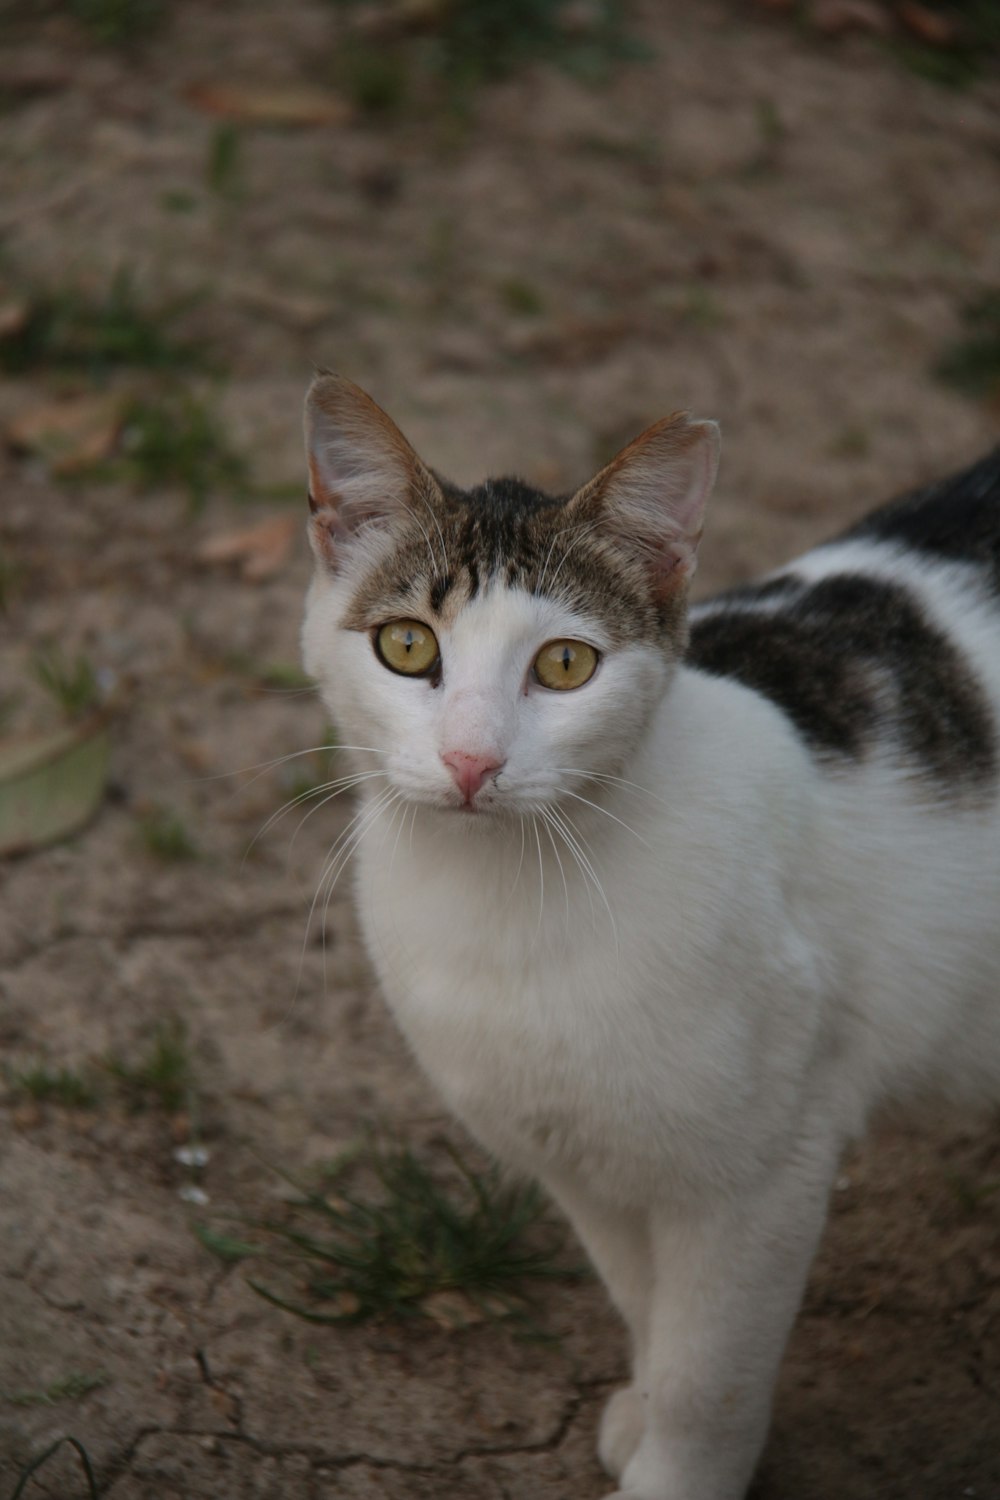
[0,715,111,857]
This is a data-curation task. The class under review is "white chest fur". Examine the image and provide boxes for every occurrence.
[353,674,836,1205]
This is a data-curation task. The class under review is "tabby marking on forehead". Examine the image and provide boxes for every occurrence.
[340,475,686,649]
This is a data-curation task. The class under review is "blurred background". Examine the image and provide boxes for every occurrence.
[1,2,999,1497]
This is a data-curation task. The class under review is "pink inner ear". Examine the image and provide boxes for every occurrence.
[591,416,719,597]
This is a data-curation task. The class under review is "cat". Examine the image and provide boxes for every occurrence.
[300,371,1000,1500]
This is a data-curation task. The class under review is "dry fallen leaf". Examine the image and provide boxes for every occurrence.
[184,80,351,127]
[896,1,957,47]
[0,715,111,857]
[420,1290,488,1331]
[0,51,73,97]
[197,513,300,582]
[812,0,893,37]
[0,299,29,340]
[6,392,126,475]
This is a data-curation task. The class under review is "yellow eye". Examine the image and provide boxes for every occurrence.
[533,639,599,691]
[375,619,440,677]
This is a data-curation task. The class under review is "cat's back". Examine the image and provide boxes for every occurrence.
[685,450,1000,1110]
[688,449,1000,801]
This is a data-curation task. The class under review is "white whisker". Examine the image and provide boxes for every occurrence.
[558,787,651,847]
[531,814,545,944]
[540,804,595,927]
[406,505,446,584]
[242,769,387,868]
[549,802,620,963]
[554,766,671,812]
[314,787,400,993]
[198,742,389,790]
[544,519,605,595]
[501,815,527,913]
[410,487,449,581]
[285,771,390,862]
[538,806,570,923]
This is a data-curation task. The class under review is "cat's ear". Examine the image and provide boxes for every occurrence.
[304,373,432,570]
[575,413,720,596]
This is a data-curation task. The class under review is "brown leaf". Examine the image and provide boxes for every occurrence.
[0,299,29,340]
[184,80,352,127]
[0,50,73,96]
[812,0,893,36]
[196,513,299,582]
[6,393,126,475]
[420,1290,487,1331]
[896,1,957,46]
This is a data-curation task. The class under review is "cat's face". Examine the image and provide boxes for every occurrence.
[301,376,719,818]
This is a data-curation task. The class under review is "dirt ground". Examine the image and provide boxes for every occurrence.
[1,2,999,1497]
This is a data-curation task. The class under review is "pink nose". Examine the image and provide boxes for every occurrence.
[441,750,505,802]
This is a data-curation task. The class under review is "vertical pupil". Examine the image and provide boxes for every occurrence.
[404,630,415,652]
[561,646,571,671]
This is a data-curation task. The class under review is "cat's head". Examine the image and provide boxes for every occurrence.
[301,374,719,816]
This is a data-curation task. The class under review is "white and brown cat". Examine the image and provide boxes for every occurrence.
[300,372,1000,1500]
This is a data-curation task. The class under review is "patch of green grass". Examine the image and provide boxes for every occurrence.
[5,1370,110,1408]
[439,0,647,88]
[207,123,243,198]
[337,39,410,114]
[677,284,723,330]
[0,269,204,377]
[499,277,545,317]
[10,1063,99,1108]
[193,1223,260,1264]
[830,424,872,460]
[67,0,164,46]
[741,96,786,176]
[161,189,198,214]
[255,662,316,692]
[329,0,648,113]
[935,290,1000,398]
[889,1,1000,89]
[0,689,19,732]
[223,654,316,693]
[216,1138,585,1327]
[574,131,661,169]
[944,1168,999,1214]
[113,392,248,511]
[103,1018,193,1113]
[0,546,20,614]
[32,648,102,720]
[136,805,200,862]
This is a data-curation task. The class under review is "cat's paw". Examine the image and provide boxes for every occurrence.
[598,1383,644,1479]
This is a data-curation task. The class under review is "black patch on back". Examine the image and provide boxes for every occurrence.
[845,448,1000,588]
[689,572,996,792]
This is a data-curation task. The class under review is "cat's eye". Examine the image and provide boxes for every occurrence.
[375,619,440,677]
[533,639,599,691]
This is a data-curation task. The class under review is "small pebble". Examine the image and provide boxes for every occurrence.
[174,1143,210,1168]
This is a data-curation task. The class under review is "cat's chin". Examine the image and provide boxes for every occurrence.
[401,789,527,822]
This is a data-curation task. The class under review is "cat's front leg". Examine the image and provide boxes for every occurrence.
[608,1139,839,1500]
[544,1178,653,1480]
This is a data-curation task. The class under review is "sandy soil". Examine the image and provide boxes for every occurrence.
[1,2,999,1497]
